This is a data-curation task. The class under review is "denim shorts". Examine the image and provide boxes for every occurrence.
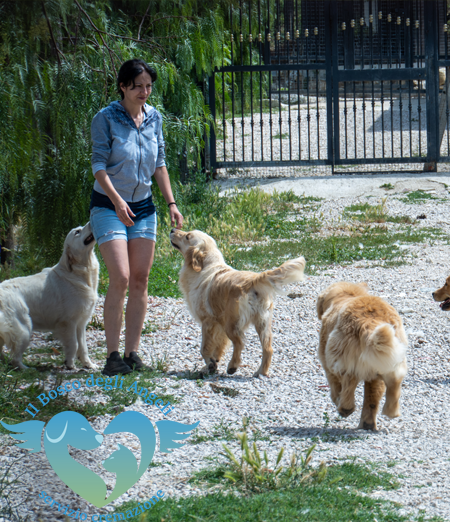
[90,206,157,246]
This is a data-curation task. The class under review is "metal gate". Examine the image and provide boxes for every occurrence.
[208,0,450,173]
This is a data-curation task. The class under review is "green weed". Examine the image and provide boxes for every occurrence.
[0,451,29,521]
[344,199,413,224]
[88,315,104,331]
[142,320,158,335]
[190,419,237,445]
[146,352,171,374]
[400,190,440,204]
[209,383,239,397]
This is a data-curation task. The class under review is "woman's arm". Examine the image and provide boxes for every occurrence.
[94,170,136,227]
[153,166,183,229]
[91,112,135,226]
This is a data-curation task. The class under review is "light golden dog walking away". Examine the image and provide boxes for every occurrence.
[170,229,305,377]
[316,281,407,430]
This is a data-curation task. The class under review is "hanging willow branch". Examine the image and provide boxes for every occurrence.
[138,0,151,41]
[74,0,167,59]
[41,1,66,65]
[73,0,117,76]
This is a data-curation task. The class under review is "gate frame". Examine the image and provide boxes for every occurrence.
[208,0,446,174]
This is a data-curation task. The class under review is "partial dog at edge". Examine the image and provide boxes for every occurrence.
[432,276,450,310]
[0,222,98,370]
[170,229,306,377]
[317,281,407,430]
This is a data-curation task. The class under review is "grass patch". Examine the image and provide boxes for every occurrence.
[344,199,414,224]
[116,480,441,521]
[0,359,176,430]
[190,419,237,445]
[380,183,394,190]
[400,190,440,204]
[115,420,440,521]
[233,225,446,272]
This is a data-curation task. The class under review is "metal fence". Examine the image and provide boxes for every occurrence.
[208,0,450,174]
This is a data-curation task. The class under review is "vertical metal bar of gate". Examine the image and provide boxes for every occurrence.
[330,1,339,169]
[425,2,439,167]
[325,1,334,166]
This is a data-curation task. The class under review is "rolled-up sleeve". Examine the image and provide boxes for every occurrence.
[91,112,111,176]
[155,117,166,168]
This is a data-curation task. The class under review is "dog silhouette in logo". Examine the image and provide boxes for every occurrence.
[1,411,199,507]
[103,444,138,503]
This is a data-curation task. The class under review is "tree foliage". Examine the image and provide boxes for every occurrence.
[0,0,233,265]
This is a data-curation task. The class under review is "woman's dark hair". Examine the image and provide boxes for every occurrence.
[117,59,157,99]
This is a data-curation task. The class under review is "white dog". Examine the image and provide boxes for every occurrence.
[0,222,99,370]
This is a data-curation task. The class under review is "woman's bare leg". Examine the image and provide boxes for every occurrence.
[124,238,155,356]
[99,239,130,356]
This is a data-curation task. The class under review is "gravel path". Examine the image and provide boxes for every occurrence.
[2,186,450,521]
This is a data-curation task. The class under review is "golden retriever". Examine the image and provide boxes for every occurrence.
[170,229,305,377]
[432,277,450,310]
[0,222,98,370]
[317,282,407,430]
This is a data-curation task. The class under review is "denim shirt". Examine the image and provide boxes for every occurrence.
[91,101,166,202]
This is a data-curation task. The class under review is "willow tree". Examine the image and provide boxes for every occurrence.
[0,0,233,267]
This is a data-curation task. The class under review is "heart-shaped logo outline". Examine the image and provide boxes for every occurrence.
[2,411,199,508]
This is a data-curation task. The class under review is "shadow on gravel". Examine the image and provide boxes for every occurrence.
[268,426,371,442]
[167,369,254,384]
[414,376,450,385]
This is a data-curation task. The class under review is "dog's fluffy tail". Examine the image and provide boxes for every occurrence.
[254,257,306,293]
[362,324,407,374]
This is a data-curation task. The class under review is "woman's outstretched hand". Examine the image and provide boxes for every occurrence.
[169,205,183,229]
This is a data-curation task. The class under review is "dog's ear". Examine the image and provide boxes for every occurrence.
[186,246,204,272]
[61,246,76,272]
[359,281,369,290]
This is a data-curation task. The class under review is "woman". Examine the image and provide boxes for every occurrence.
[90,59,183,376]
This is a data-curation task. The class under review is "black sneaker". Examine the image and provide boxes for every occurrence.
[102,351,133,376]
[123,351,151,372]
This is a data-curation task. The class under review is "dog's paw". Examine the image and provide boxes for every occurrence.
[338,406,355,418]
[208,357,218,373]
[358,420,378,431]
[64,359,76,370]
[83,360,98,370]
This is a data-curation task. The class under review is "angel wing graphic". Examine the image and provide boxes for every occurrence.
[1,411,199,508]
